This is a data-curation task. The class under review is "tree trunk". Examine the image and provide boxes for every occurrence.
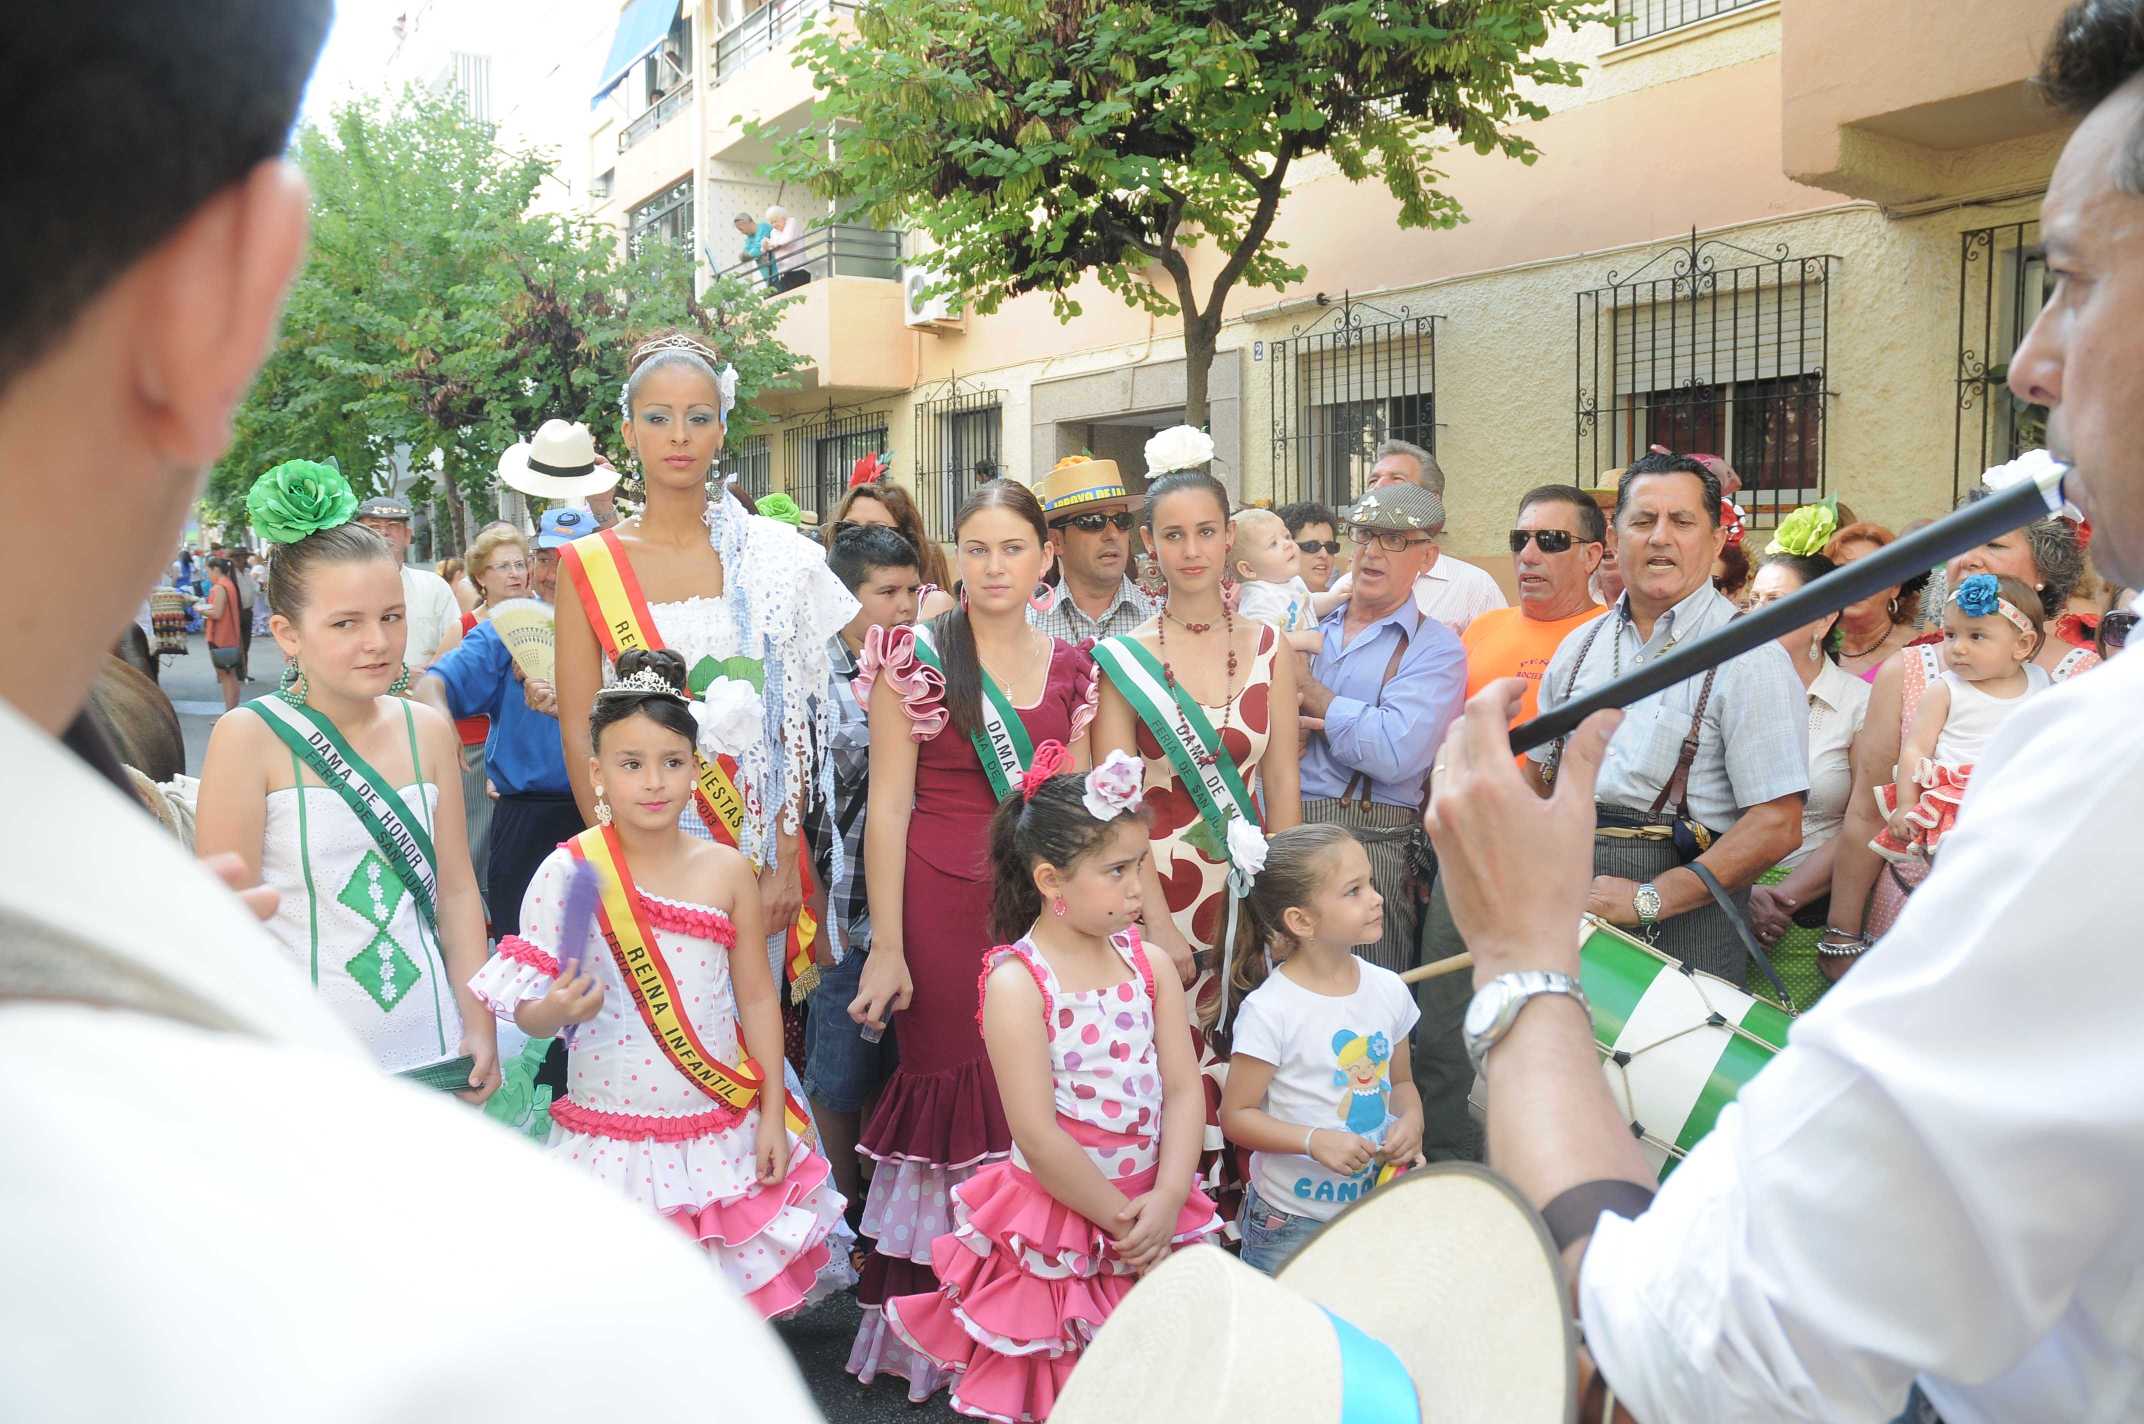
[1182,312,1219,434]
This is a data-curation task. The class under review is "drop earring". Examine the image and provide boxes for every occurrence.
[1051,895,1067,918]
[594,789,613,827]
[1809,633,1824,662]
[277,663,309,707]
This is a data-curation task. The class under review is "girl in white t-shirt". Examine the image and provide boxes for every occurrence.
[1217,823,1423,1273]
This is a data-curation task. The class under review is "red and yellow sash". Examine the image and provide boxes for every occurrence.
[570,826,810,1136]
[560,528,821,1000]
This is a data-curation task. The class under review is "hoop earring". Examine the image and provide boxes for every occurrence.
[1051,896,1067,918]
[1888,597,1901,619]
[594,792,613,828]
[277,663,309,707]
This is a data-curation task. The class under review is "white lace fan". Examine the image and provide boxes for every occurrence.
[486,598,555,684]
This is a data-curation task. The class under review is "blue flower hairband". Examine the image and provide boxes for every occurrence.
[1951,572,2034,635]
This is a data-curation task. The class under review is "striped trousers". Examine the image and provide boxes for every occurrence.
[1300,798,1422,975]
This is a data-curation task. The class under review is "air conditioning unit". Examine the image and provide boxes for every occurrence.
[903,263,964,330]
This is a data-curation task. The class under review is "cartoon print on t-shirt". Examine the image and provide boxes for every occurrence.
[1332,1029,1391,1134]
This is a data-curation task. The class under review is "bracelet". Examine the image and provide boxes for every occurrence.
[1815,930,1870,958]
[1303,1126,1318,1157]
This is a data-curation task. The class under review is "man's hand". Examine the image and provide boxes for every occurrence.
[1747,883,1794,947]
[522,677,558,717]
[1587,875,1642,927]
[1298,671,1335,719]
[1425,679,1621,980]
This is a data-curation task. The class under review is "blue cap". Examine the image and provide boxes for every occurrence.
[536,506,592,549]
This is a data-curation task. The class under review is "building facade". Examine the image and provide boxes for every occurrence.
[581,0,2072,571]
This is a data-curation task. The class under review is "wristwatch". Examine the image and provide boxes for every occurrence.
[1632,881,1662,925]
[1464,971,1591,1073]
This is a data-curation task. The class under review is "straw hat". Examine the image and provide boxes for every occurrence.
[496,420,620,499]
[1032,453,1140,520]
[1052,1164,1576,1424]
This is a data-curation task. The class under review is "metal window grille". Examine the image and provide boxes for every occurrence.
[1613,0,1767,45]
[628,177,694,257]
[716,222,901,289]
[1576,231,1836,503]
[1953,220,2047,503]
[449,52,492,123]
[1268,295,1439,509]
[716,434,772,501]
[782,407,889,515]
[911,382,1003,540]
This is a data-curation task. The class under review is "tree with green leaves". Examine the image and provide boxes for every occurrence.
[210,92,801,551]
[763,0,1591,428]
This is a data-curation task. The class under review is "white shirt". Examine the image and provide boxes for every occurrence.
[400,564,461,666]
[1780,657,1872,871]
[0,696,823,1422]
[1237,575,1316,633]
[1579,643,2144,1424]
[232,566,257,610]
[1409,552,1505,634]
[1229,960,1420,1221]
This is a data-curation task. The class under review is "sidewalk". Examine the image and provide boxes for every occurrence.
[160,630,285,776]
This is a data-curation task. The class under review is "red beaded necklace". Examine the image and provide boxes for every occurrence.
[1156,600,1238,766]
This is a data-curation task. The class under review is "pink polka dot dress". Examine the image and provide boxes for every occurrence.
[882,931,1221,1423]
[468,847,852,1319]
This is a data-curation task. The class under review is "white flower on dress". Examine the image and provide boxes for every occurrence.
[1083,750,1145,821]
[1144,424,1216,476]
[1981,448,2082,520]
[690,676,763,759]
[1225,815,1269,881]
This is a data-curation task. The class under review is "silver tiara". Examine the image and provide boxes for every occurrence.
[597,666,686,700]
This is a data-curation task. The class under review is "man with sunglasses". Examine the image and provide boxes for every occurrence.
[1028,453,1156,645]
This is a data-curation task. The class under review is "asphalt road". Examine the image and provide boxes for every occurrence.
[160,631,963,1420]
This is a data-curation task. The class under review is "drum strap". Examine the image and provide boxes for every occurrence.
[1541,1177,1655,1253]
[1687,860,1793,1009]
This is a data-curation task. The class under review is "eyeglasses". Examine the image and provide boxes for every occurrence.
[1053,510,1137,533]
[1347,526,1434,554]
[2102,610,2136,652]
[1296,539,1342,556]
[1508,529,1589,555]
[485,558,531,576]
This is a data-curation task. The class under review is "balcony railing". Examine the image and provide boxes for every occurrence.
[619,81,693,152]
[713,0,859,85]
[718,222,902,287]
[1613,0,1767,46]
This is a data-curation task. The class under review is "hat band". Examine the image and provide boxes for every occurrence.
[1042,484,1129,511]
[1320,1307,1421,1424]
[526,455,598,478]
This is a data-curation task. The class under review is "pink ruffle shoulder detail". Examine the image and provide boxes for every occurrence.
[856,623,947,740]
[1067,657,1101,743]
[496,935,558,976]
[637,892,737,944]
[468,942,555,1018]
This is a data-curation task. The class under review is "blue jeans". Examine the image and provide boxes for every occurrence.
[802,949,897,1113]
[1237,1181,1327,1275]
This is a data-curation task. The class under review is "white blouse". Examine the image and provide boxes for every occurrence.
[1780,657,1870,872]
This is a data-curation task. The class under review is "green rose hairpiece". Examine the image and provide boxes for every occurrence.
[755,492,803,528]
[1766,497,1838,559]
[247,459,358,545]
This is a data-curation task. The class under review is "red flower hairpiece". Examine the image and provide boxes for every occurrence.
[849,453,887,489]
[1020,740,1073,801]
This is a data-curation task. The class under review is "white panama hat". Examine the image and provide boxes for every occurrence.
[497,419,620,499]
[1052,1164,1578,1424]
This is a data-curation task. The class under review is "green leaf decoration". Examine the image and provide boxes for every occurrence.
[688,657,721,697]
[1182,816,1227,861]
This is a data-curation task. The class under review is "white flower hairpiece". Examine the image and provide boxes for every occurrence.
[1082,750,1145,821]
[620,333,741,428]
[1144,424,1216,477]
[688,677,763,760]
[1225,815,1270,893]
[1982,449,2084,521]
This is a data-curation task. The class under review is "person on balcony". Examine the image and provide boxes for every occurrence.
[734,210,776,287]
[767,204,810,291]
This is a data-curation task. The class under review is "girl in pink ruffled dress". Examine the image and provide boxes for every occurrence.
[884,748,1221,1422]
[468,650,850,1317]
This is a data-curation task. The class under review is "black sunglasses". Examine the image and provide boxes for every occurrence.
[1509,529,1589,554]
[1296,539,1342,556]
[2102,609,2136,652]
[1053,510,1137,533]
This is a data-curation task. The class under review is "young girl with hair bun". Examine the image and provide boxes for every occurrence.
[1218,823,1424,1275]
[883,747,1220,1420]
[465,649,852,1317]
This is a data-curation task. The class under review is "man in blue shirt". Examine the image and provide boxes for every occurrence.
[1297,482,1468,975]
[414,508,583,941]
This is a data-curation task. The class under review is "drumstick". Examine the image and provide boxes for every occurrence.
[1399,953,1473,985]
[1507,461,2070,756]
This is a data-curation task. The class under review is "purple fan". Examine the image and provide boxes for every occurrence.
[555,859,602,1047]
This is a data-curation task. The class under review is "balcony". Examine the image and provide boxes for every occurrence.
[1782,0,2072,204]
[706,0,861,161]
[1613,0,1767,47]
[723,224,912,409]
[619,81,693,152]
[714,0,858,84]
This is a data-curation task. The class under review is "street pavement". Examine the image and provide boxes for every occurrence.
[161,630,962,1420]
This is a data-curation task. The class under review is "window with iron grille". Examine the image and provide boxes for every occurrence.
[782,408,889,516]
[1954,219,2047,503]
[1269,297,1438,509]
[912,383,1003,540]
[716,434,771,500]
[1576,233,1836,503]
[629,177,694,258]
[1613,0,1768,45]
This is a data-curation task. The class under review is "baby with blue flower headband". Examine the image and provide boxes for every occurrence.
[1872,572,2048,865]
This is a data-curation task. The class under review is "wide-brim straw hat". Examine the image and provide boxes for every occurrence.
[497,419,620,499]
[1032,454,1141,519]
[1053,1164,1576,1424]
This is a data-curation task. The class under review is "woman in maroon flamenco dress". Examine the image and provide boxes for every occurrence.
[846,481,1099,1399]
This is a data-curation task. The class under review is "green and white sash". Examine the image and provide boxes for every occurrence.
[910,622,1034,801]
[1091,635,1259,851]
[245,696,439,928]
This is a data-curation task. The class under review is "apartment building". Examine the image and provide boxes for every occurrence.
[583,0,2072,567]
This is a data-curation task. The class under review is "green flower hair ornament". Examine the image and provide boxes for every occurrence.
[754,492,803,527]
[1766,497,1838,558]
[246,459,358,545]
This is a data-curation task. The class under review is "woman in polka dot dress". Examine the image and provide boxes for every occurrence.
[884,750,1220,1422]
[468,650,851,1318]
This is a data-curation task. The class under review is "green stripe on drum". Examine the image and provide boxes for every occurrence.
[1579,923,1666,1051]
[1669,996,1794,1159]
